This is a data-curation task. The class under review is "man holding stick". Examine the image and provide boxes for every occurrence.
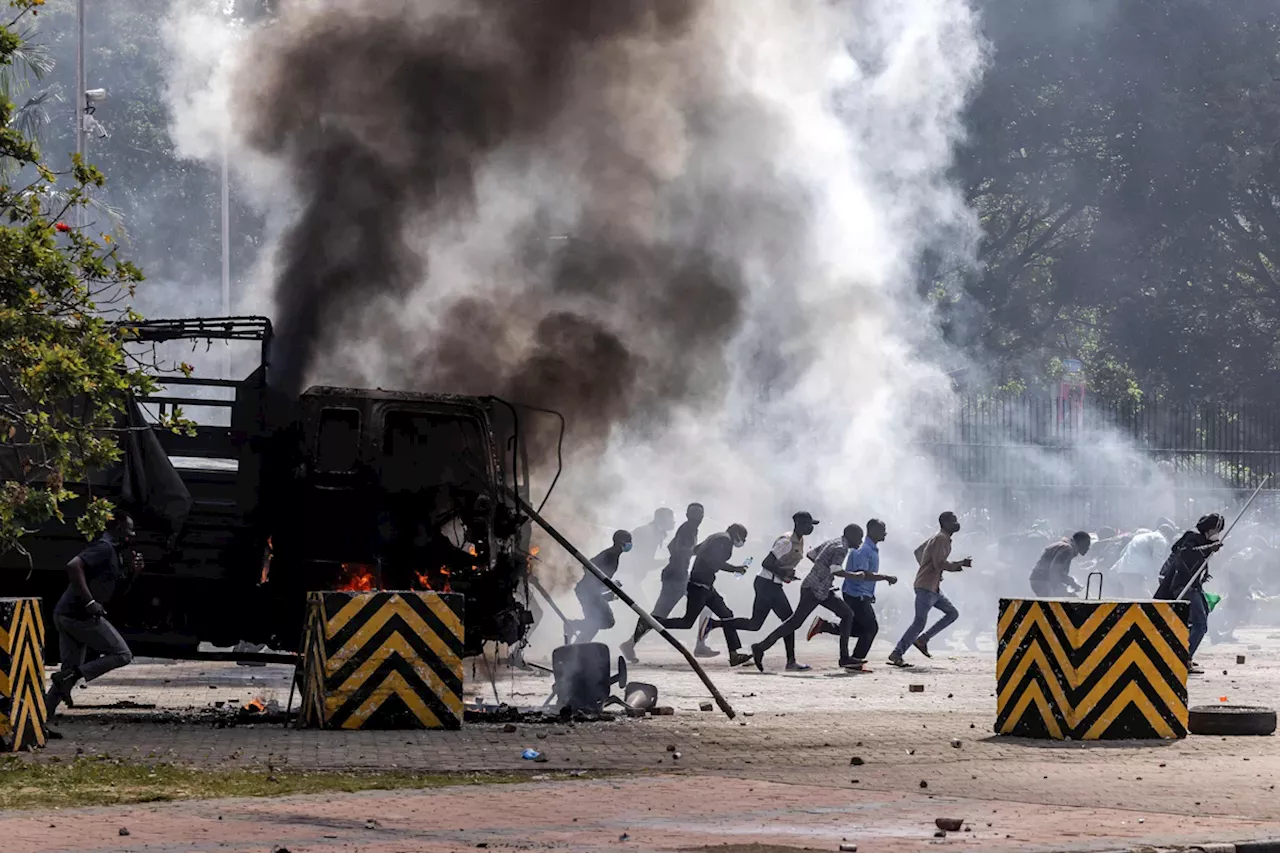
[1154,513,1225,671]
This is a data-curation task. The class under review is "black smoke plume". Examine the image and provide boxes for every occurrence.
[238,0,811,449]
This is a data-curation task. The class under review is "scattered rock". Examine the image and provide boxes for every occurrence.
[271,848,291,853]
[936,818,964,832]
[947,693,953,699]
[850,779,860,784]
[850,756,865,766]
[619,833,630,842]
[907,749,915,755]
[934,830,946,838]
[666,744,677,752]
[672,752,682,760]
[477,844,490,849]
[503,723,517,733]
[839,844,858,852]
[1237,655,1247,665]
[651,706,674,716]
[744,711,754,717]
[699,701,713,712]
[950,739,962,749]
[536,732,548,740]
[970,723,975,729]
[909,684,925,693]
[118,828,130,837]
[365,819,381,830]
[919,780,929,789]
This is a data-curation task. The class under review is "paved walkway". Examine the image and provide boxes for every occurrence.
[8,627,1280,852]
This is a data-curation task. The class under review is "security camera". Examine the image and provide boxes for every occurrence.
[84,88,107,102]
[83,115,109,140]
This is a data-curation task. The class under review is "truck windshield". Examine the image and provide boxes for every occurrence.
[381,411,489,493]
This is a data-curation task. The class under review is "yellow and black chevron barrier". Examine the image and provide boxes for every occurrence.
[996,598,1189,740]
[298,590,465,730]
[0,597,48,751]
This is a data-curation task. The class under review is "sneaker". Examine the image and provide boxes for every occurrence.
[620,640,639,664]
[887,655,913,669]
[697,615,713,644]
[729,651,753,667]
[840,657,866,670]
[913,638,932,659]
[751,643,765,672]
[807,617,831,642]
[694,645,721,659]
[785,661,811,672]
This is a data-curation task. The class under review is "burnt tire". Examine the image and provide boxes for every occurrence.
[1188,704,1277,736]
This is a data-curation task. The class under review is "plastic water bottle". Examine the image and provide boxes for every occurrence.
[743,557,754,567]
[522,748,542,760]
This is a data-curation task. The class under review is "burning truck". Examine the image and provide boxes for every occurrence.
[0,317,541,661]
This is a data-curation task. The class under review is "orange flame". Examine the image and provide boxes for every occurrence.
[243,697,266,713]
[336,563,376,591]
[260,536,273,585]
[413,567,452,593]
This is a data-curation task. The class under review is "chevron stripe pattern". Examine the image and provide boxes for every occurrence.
[996,598,1190,740]
[297,591,465,730]
[0,597,48,751]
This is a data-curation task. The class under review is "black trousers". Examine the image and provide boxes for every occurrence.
[710,575,796,659]
[571,584,614,644]
[632,566,689,643]
[818,592,878,660]
[759,587,853,661]
[635,582,741,650]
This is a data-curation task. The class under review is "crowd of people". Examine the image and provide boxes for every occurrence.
[566,504,1274,674]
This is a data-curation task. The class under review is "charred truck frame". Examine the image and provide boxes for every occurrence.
[0,317,540,661]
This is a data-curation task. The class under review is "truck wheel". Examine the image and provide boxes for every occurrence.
[1188,704,1277,736]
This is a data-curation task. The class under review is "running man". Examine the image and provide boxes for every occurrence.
[622,523,754,667]
[808,518,898,668]
[751,524,866,671]
[888,511,971,668]
[698,511,818,671]
[568,529,632,644]
[45,512,142,719]
[622,503,714,661]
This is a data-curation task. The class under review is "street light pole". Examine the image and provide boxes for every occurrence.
[75,0,85,227]
[221,131,230,316]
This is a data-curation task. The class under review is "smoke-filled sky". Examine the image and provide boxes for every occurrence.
[151,0,1280,645]
[160,0,989,602]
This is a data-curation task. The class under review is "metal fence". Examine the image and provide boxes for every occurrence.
[919,392,1280,533]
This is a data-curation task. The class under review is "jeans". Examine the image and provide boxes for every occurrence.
[635,583,741,651]
[757,588,853,662]
[892,588,959,658]
[46,612,134,714]
[1188,588,1209,658]
[710,575,796,659]
[820,593,879,660]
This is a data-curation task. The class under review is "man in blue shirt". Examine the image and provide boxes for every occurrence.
[807,518,896,668]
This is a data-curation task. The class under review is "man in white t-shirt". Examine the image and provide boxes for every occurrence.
[699,512,819,672]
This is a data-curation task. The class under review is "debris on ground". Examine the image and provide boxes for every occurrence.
[919,780,928,789]
[521,749,543,761]
[651,706,675,716]
[1238,655,1247,665]
[934,830,946,838]
[503,723,518,733]
[850,756,865,766]
[950,739,963,749]
[619,833,630,842]
[700,701,714,711]
[465,704,618,724]
[365,819,381,830]
[909,684,925,693]
[839,844,858,852]
[667,744,677,752]
[936,818,963,832]
[118,828,130,837]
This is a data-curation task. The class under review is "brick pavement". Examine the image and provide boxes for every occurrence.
[7,627,1280,852]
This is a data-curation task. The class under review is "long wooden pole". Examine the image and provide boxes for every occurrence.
[508,490,736,720]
